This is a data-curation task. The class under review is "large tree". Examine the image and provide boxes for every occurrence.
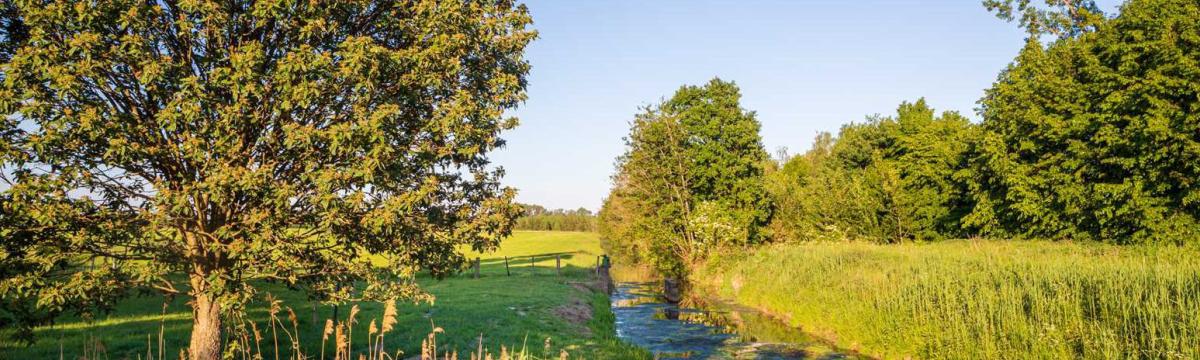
[968,0,1200,243]
[664,79,773,246]
[0,1,532,358]
[599,79,771,278]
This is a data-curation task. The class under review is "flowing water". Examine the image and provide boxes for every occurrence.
[611,282,855,359]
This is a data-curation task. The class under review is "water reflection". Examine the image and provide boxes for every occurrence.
[611,282,853,360]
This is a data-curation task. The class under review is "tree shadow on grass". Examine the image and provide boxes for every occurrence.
[465,252,608,278]
[3,261,610,359]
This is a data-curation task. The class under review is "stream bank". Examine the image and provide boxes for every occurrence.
[609,280,855,359]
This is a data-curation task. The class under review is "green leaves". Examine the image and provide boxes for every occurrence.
[983,0,1106,40]
[599,79,772,278]
[771,0,1199,246]
[0,0,533,347]
[971,0,1200,244]
[768,99,977,244]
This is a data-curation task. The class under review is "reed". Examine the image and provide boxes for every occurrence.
[694,240,1200,359]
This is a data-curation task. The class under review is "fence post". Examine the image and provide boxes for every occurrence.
[474,257,480,279]
[530,255,535,271]
[556,254,561,276]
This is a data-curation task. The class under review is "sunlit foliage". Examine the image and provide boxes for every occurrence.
[0,1,533,357]
[599,79,772,277]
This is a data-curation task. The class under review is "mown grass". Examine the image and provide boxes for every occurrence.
[0,231,649,359]
[693,240,1200,359]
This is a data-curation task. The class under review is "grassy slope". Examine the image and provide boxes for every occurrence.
[693,240,1200,360]
[1,231,648,359]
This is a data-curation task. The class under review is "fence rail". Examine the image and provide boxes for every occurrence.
[463,253,606,278]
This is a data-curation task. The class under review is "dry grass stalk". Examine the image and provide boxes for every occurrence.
[112,296,575,360]
[321,318,334,360]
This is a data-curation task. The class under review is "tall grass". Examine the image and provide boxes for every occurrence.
[65,296,578,360]
[693,240,1200,359]
[4,232,644,359]
[43,272,644,359]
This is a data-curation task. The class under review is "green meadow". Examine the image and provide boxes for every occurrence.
[693,240,1200,359]
[5,1,1200,359]
[0,231,648,360]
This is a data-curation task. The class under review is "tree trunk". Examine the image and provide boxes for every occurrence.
[189,289,223,360]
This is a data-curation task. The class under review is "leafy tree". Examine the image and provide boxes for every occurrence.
[841,100,975,240]
[767,138,889,243]
[665,79,773,246]
[604,105,694,276]
[969,0,1200,244]
[767,100,976,243]
[0,1,533,358]
[599,79,771,277]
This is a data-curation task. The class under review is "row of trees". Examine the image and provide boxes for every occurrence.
[600,0,1200,280]
[515,204,596,231]
[765,99,976,243]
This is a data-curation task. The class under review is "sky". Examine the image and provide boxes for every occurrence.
[492,0,1123,212]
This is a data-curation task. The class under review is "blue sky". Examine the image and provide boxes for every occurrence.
[492,0,1123,212]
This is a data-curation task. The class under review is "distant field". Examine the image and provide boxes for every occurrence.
[694,240,1200,359]
[461,230,608,271]
[0,231,647,359]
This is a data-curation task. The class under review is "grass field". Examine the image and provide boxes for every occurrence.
[693,240,1200,359]
[0,231,649,360]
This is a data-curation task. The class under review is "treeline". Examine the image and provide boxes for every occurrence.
[766,99,976,243]
[515,204,597,232]
[600,0,1200,277]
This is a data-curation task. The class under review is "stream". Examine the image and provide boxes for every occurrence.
[611,282,855,359]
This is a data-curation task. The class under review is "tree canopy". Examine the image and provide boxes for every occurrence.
[599,79,771,277]
[766,99,977,243]
[0,1,534,358]
[763,0,1200,245]
[968,0,1200,244]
